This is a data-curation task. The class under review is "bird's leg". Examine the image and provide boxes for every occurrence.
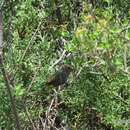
[58,84,65,91]
[58,85,61,91]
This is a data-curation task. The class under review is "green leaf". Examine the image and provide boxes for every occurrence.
[14,84,25,97]
[127,28,130,39]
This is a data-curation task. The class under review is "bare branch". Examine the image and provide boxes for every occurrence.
[20,22,42,62]
[124,43,127,71]
[0,9,3,54]
[49,50,66,70]
[0,9,21,130]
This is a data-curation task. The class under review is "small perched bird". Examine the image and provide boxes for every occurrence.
[46,65,73,87]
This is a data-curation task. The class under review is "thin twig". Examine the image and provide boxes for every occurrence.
[124,43,127,71]
[20,22,42,62]
[22,103,36,130]
[43,98,55,130]
[23,64,41,103]
[49,50,66,70]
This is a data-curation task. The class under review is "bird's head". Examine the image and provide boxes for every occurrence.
[61,64,74,74]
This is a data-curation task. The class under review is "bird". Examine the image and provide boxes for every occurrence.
[46,65,73,87]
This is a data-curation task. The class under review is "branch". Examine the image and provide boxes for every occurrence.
[20,22,42,62]
[124,43,127,71]
[0,10,21,130]
[0,9,2,53]
[49,50,66,70]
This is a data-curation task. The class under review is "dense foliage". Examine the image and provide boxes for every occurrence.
[1,0,130,129]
